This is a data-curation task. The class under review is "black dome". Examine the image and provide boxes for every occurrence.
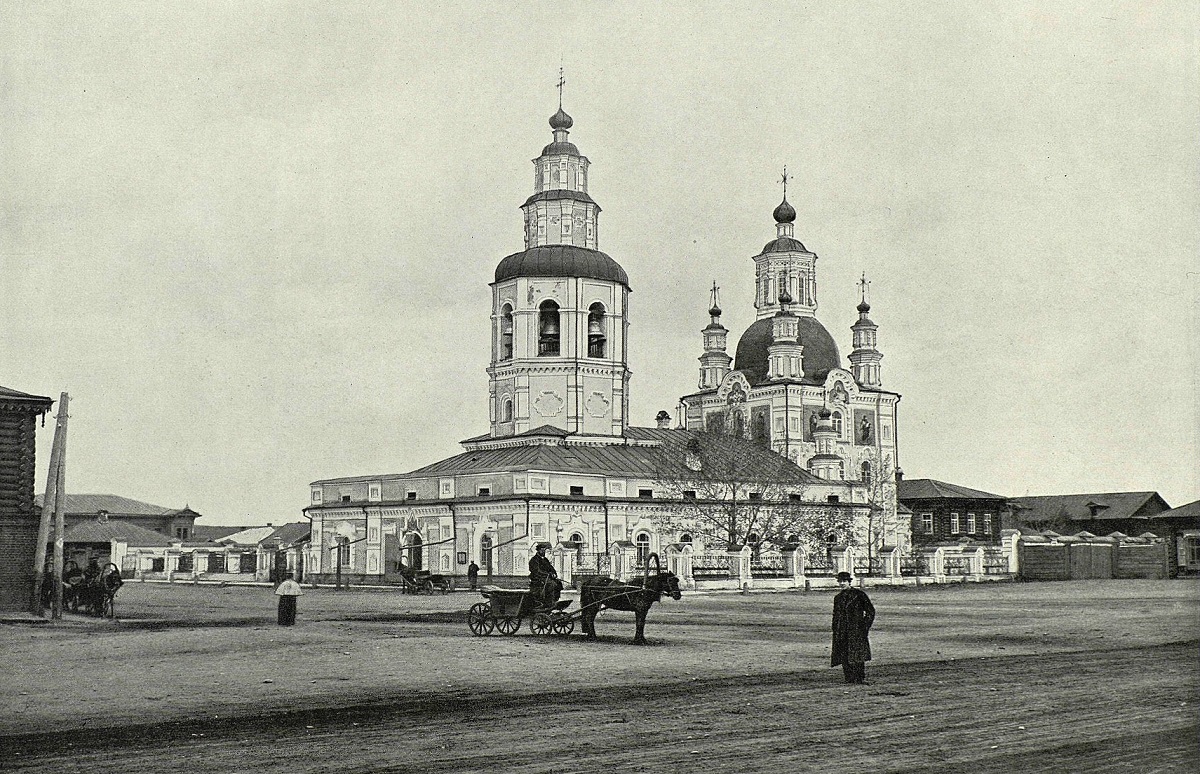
[761,236,809,254]
[541,141,580,156]
[773,198,796,224]
[733,316,841,384]
[550,107,573,130]
[495,245,630,288]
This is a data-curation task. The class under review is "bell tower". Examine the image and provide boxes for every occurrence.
[487,86,632,440]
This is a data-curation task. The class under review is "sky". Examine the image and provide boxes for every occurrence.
[2,2,1197,525]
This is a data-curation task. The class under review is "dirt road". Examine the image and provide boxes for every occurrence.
[2,580,1197,773]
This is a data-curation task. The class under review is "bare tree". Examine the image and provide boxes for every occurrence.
[858,448,900,569]
[651,428,853,553]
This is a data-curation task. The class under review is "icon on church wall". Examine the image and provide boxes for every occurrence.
[853,410,875,445]
[830,382,849,404]
[806,408,820,441]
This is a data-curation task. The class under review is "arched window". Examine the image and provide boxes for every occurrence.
[501,397,513,423]
[480,534,493,575]
[500,304,513,360]
[337,536,350,567]
[405,533,423,572]
[731,410,746,438]
[679,533,692,544]
[832,411,844,436]
[538,301,560,356]
[587,303,607,358]
[634,532,651,567]
[570,532,585,562]
[861,460,872,487]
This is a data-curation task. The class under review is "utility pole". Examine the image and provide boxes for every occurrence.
[30,393,66,615]
[51,394,69,620]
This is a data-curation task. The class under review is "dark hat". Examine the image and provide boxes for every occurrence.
[535,542,552,551]
[836,572,853,582]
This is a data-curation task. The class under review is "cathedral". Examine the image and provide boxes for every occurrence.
[303,99,905,586]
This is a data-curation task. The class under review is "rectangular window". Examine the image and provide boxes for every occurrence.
[748,492,763,501]
[921,513,933,533]
[177,553,194,572]
[341,494,351,503]
[311,490,322,504]
[338,541,351,567]
[983,514,992,535]
[570,486,584,497]
[827,495,840,503]
[406,491,417,501]
[206,554,223,574]
[151,557,165,572]
[1187,537,1200,565]
[477,487,491,497]
[789,493,804,502]
[639,489,653,499]
[950,513,960,533]
[967,513,977,534]
[683,490,697,500]
[175,527,189,539]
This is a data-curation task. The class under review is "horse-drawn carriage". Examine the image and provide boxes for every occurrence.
[42,561,124,617]
[466,554,682,644]
[397,563,451,595]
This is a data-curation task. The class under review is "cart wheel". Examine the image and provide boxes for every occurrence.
[552,618,574,636]
[421,579,435,595]
[468,603,495,636]
[495,616,521,636]
[531,613,553,636]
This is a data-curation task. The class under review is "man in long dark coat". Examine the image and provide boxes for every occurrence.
[831,571,875,684]
[528,543,562,607]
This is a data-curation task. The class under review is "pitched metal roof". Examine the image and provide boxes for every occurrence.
[314,429,821,487]
[63,518,172,546]
[898,479,1007,501]
[216,526,277,545]
[33,493,197,518]
[521,189,598,209]
[264,522,312,548]
[1153,498,1200,521]
[1009,492,1171,522]
[191,525,248,542]
[0,385,53,412]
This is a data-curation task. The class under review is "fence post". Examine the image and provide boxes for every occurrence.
[1003,530,1021,574]
[784,546,804,587]
[736,545,753,590]
[924,546,944,582]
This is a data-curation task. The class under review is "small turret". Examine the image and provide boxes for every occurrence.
[849,273,883,387]
[807,408,844,480]
[767,279,804,380]
[698,282,732,389]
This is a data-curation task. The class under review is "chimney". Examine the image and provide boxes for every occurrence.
[655,410,672,429]
[96,510,109,523]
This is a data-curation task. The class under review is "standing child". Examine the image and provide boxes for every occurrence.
[275,572,303,626]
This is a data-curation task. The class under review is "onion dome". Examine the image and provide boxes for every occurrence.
[818,407,832,420]
[549,107,573,130]
[779,288,793,306]
[773,197,796,224]
[709,303,722,317]
[857,300,871,313]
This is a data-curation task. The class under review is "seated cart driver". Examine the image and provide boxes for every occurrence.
[528,542,563,607]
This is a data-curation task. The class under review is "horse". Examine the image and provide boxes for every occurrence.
[579,553,682,645]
